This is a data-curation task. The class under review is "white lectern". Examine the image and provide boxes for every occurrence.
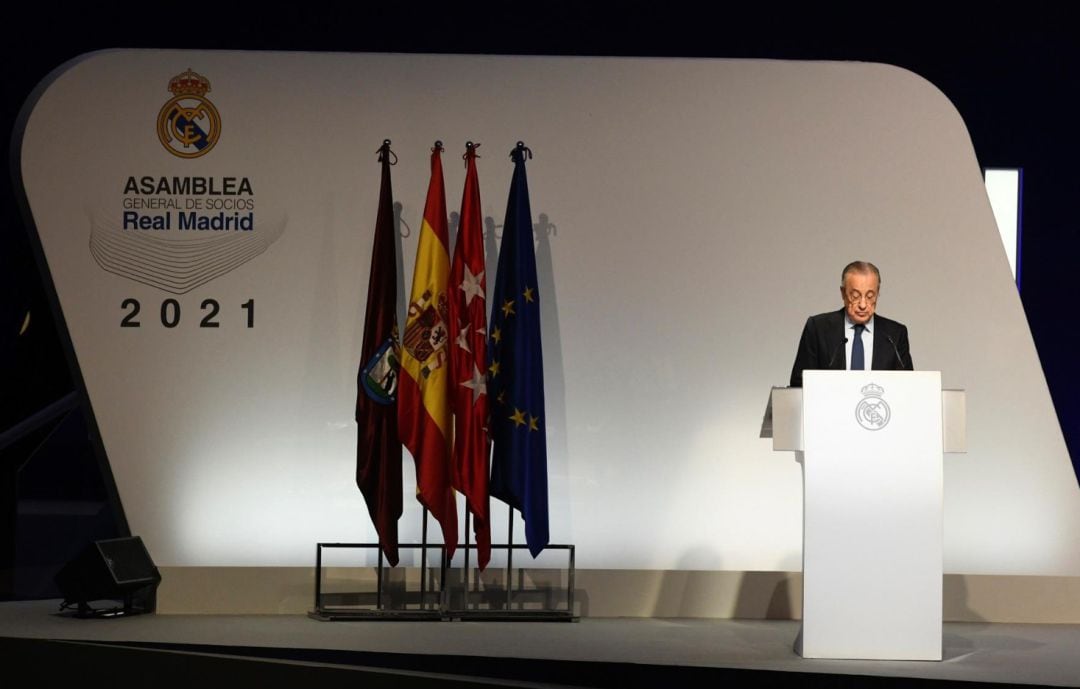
[768,371,966,661]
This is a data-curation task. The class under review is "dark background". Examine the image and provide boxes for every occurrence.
[2,5,1078,598]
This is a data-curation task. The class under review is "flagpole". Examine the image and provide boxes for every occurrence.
[376,547,384,610]
[420,507,429,609]
[461,134,475,608]
[506,506,514,610]
[464,509,472,609]
[441,534,449,614]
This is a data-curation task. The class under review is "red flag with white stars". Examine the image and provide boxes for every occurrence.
[448,142,491,569]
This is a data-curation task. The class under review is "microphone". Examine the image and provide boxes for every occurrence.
[827,337,848,368]
[887,335,909,370]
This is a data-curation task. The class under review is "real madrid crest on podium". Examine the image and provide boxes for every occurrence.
[157,68,221,158]
[856,383,890,431]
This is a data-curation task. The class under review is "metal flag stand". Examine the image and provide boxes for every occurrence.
[310,504,576,621]
[448,505,576,621]
[309,507,446,621]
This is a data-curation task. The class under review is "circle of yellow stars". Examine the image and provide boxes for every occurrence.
[488,284,541,433]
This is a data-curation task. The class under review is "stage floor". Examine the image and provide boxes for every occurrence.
[1,600,1077,687]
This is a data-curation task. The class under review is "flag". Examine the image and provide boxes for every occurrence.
[487,142,548,557]
[398,142,458,558]
[355,140,402,566]
[448,142,491,570]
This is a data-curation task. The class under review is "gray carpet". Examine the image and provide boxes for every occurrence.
[1,600,1077,686]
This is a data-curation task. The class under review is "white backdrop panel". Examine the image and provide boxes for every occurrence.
[17,51,1079,573]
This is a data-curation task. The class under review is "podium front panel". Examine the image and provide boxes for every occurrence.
[802,370,943,660]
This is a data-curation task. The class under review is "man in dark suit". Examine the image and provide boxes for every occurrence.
[789,261,912,387]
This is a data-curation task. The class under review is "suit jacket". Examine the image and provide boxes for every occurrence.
[789,308,912,387]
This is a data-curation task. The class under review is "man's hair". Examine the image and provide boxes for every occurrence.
[841,260,881,287]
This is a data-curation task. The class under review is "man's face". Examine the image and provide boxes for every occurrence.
[841,271,878,325]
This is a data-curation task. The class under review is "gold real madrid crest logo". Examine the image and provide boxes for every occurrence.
[156,69,221,158]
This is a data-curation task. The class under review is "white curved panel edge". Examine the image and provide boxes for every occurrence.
[16,51,1079,573]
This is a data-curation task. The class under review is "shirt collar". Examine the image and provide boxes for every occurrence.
[844,314,874,333]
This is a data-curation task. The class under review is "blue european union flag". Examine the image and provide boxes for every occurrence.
[487,143,549,557]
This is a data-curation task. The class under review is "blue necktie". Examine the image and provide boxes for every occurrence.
[851,324,865,370]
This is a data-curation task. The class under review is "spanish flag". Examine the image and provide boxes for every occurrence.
[398,142,458,558]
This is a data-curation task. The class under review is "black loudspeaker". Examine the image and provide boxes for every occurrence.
[55,536,161,617]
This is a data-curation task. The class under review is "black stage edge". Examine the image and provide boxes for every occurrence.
[0,636,1053,689]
